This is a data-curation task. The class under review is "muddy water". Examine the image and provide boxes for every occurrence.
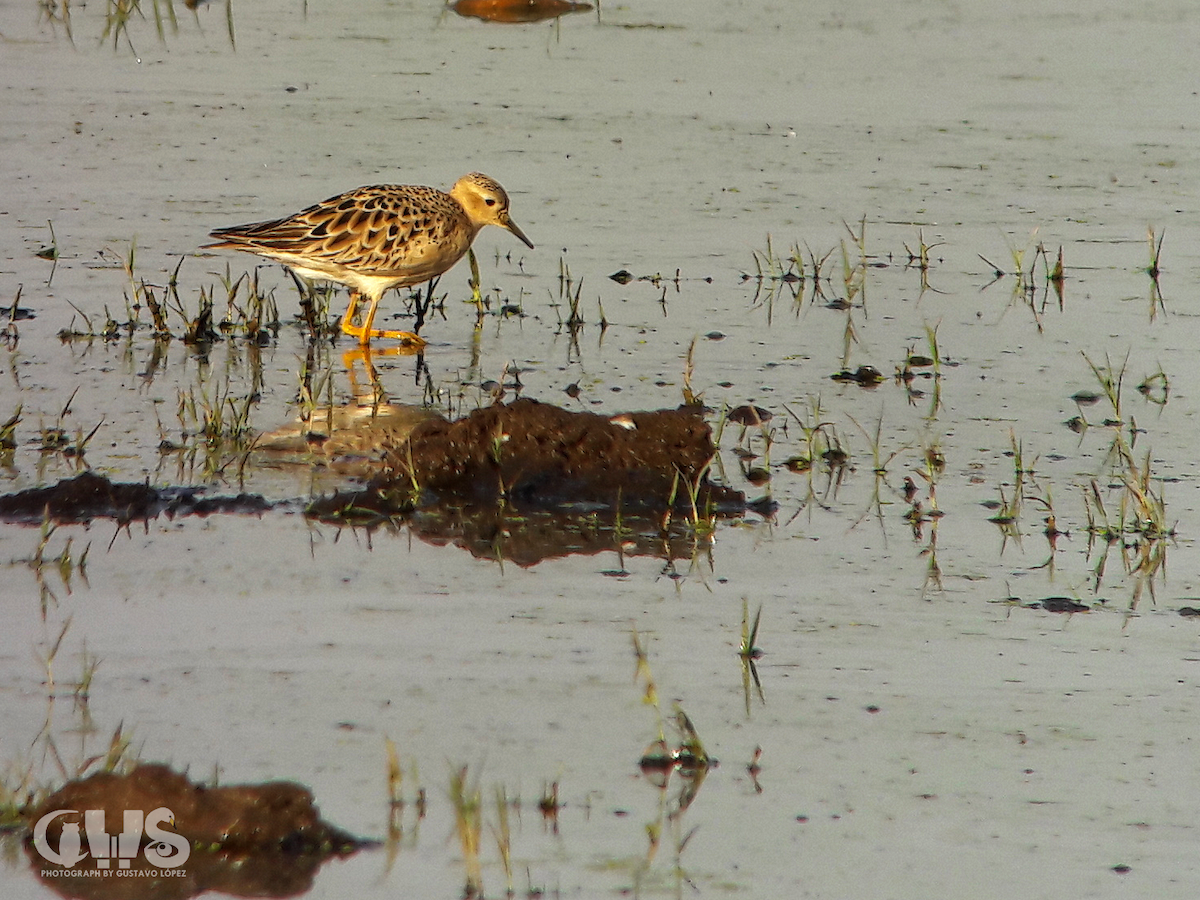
[4,0,1200,897]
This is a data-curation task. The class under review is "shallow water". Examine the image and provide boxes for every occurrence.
[4,1,1200,897]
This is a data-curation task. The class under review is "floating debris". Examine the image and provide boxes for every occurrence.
[452,0,593,23]
[1036,597,1090,614]
[726,405,773,428]
[0,303,35,321]
[831,365,885,386]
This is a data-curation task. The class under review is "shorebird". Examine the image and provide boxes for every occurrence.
[205,172,533,347]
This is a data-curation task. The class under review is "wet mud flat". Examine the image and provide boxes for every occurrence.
[6,0,1200,898]
[0,473,273,526]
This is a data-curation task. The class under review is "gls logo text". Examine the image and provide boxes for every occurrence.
[33,808,190,869]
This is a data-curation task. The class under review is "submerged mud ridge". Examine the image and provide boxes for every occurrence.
[0,473,273,525]
[26,764,364,900]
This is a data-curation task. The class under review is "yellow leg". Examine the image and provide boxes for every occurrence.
[340,291,426,348]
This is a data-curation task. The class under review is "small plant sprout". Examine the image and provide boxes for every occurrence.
[36,617,74,696]
[1010,228,1037,293]
[1124,449,1173,541]
[1116,450,1172,609]
[385,736,403,807]
[902,228,944,292]
[922,319,943,378]
[633,629,715,775]
[1145,225,1164,281]
[1082,479,1119,543]
[1082,480,1120,591]
[749,233,797,283]
[290,270,335,338]
[449,765,484,899]
[37,386,79,454]
[1081,350,1127,423]
[1026,493,1066,574]
[987,484,1020,531]
[554,257,586,331]
[1009,428,1037,479]
[747,746,764,793]
[978,227,1041,298]
[848,411,908,478]
[24,517,92,613]
[739,598,765,713]
[631,626,675,770]
[174,379,258,479]
[838,303,860,371]
[1144,226,1167,315]
[665,462,717,540]
[491,785,514,895]
[73,640,100,705]
[99,721,134,774]
[919,515,944,598]
[670,706,710,769]
[37,1,75,44]
[116,238,140,307]
[1047,244,1065,290]
[1036,492,1065,540]
[681,336,702,406]
[840,216,868,305]
[381,739,424,862]
[1137,368,1169,406]
[57,300,95,341]
[37,220,61,285]
[739,598,763,662]
[632,627,662,724]
[805,243,835,302]
[780,397,836,473]
[2,287,22,348]
[746,235,805,316]
[905,433,945,547]
[488,425,510,492]
[0,404,21,452]
[538,778,562,821]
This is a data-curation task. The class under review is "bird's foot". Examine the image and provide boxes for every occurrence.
[341,322,427,350]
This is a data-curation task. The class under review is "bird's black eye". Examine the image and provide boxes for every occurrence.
[484,198,496,206]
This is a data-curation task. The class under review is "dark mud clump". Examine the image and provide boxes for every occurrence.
[27,763,366,900]
[375,398,729,510]
[304,398,752,566]
[0,472,272,525]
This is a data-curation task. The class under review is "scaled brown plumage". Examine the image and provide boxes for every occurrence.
[205,172,533,347]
